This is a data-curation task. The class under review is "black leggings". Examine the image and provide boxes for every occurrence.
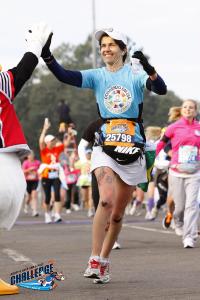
[91,172,99,211]
[42,177,61,205]
[156,172,168,209]
[65,184,79,209]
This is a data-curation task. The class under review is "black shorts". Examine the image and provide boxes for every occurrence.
[26,180,39,194]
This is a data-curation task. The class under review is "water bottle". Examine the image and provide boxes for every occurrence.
[130,44,143,74]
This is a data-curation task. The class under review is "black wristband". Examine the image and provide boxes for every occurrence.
[43,54,54,64]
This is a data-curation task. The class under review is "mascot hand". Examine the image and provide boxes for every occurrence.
[25,22,52,59]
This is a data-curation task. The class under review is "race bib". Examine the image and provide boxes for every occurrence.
[66,173,78,185]
[98,119,144,165]
[178,146,198,163]
[48,170,59,179]
[103,119,135,147]
[27,174,37,180]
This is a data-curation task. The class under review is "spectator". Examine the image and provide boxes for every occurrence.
[22,150,40,217]
[38,118,68,223]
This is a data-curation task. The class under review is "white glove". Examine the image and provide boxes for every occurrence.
[25,22,52,59]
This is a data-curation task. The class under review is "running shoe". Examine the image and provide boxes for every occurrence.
[84,257,100,279]
[129,201,142,216]
[145,211,153,220]
[93,261,110,284]
[149,207,158,220]
[45,212,52,224]
[54,213,62,223]
[32,211,39,217]
[87,208,94,218]
[112,241,121,250]
[23,204,29,214]
[162,212,173,229]
[183,237,194,248]
[175,227,183,236]
[71,204,80,211]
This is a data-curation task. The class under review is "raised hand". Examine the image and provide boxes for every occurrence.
[25,22,52,59]
[132,51,156,76]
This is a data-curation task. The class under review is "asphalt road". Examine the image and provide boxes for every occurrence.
[1,208,200,300]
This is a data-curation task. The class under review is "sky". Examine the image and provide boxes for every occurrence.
[1,0,200,101]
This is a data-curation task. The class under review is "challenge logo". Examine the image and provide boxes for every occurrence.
[104,85,132,114]
[10,260,65,291]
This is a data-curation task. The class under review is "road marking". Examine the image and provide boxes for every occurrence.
[123,224,174,234]
[2,248,36,264]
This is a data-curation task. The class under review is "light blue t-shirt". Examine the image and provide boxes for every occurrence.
[81,64,148,143]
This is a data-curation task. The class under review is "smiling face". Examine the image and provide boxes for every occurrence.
[100,36,124,68]
[181,100,197,120]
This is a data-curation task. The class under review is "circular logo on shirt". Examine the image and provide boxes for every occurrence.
[104,85,132,114]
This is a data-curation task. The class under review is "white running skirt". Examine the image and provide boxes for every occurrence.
[91,146,147,186]
[0,153,26,230]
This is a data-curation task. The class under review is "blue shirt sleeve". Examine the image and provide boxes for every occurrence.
[47,57,82,87]
[146,74,167,95]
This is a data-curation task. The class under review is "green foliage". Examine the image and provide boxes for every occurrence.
[15,36,182,157]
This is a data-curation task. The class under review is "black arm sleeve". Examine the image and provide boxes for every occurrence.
[146,74,167,95]
[161,134,170,143]
[46,57,82,87]
[9,52,38,96]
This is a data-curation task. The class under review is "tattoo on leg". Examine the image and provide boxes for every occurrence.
[96,167,107,185]
[105,175,113,184]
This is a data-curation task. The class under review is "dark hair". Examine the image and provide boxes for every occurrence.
[99,33,127,62]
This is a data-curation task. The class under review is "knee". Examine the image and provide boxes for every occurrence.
[100,199,112,210]
[111,212,123,224]
[54,198,61,202]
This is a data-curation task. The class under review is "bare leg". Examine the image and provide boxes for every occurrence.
[30,190,38,214]
[100,175,134,258]
[91,167,114,256]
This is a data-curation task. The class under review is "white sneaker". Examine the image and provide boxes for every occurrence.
[24,204,29,214]
[32,211,39,217]
[175,227,183,236]
[66,209,72,214]
[183,237,194,248]
[54,213,62,223]
[71,204,80,211]
[93,261,110,284]
[129,201,142,216]
[145,211,152,220]
[150,207,159,220]
[112,241,121,250]
[84,257,100,279]
[87,209,94,218]
[125,203,132,215]
[45,212,52,224]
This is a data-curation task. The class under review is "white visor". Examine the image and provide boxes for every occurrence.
[95,28,127,46]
